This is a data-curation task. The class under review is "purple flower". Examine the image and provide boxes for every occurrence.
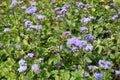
[64,31,72,36]
[62,4,70,9]
[9,10,14,14]
[31,64,41,73]
[16,44,21,50]
[110,14,118,20]
[90,16,95,19]
[115,70,120,75]
[24,20,33,28]
[3,28,10,33]
[38,58,44,63]
[85,34,96,41]
[54,7,61,12]
[84,44,94,51]
[98,18,104,22]
[24,53,34,59]
[36,15,44,20]
[118,9,120,14]
[80,17,91,24]
[94,73,103,80]
[110,2,115,7]
[29,25,42,30]
[98,60,112,69]
[50,0,56,4]
[10,0,18,8]
[88,65,98,70]
[18,59,27,66]
[0,43,3,48]
[71,46,78,52]
[26,6,37,14]
[80,26,88,32]
[76,2,84,8]
[81,72,89,77]
[67,37,88,49]
[85,4,92,8]
[18,65,27,73]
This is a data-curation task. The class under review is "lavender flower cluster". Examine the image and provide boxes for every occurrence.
[18,53,43,73]
[80,16,95,24]
[98,60,112,69]
[54,4,70,19]
[24,19,42,30]
[76,2,92,8]
[67,37,94,51]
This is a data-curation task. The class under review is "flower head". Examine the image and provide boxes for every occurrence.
[26,6,37,14]
[110,14,118,20]
[3,28,10,33]
[24,53,34,59]
[18,65,27,73]
[94,72,103,80]
[115,70,120,75]
[18,59,27,66]
[84,44,94,51]
[81,72,89,77]
[10,0,18,8]
[80,26,88,32]
[36,15,45,20]
[85,34,96,41]
[31,64,41,73]
[98,60,112,69]
[29,25,42,30]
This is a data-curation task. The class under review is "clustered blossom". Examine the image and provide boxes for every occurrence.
[24,53,34,59]
[76,2,92,8]
[98,17,104,22]
[18,59,27,73]
[94,73,103,80]
[26,6,37,14]
[110,14,118,20]
[98,60,112,69]
[3,28,10,33]
[80,26,88,32]
[85,34,96,41]
[18,65,27,73]
[31,64,41,73]
[24,19,42,30]
[50,0,56,4]
[81,72,89,77]
[24,20,33,28]
[36,15,45,20]
[71,46,78,52]
[54,4,70,19]
[63,31,72,37]
[38,58,44,63]
[80,16,95,24]
[10,0,18,8]
[29,25,42,30]
[115,70,120,75]
[118,9,120,14]
[67,37,94,51]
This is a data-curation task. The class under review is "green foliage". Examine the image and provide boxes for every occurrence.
[0,0,120,80]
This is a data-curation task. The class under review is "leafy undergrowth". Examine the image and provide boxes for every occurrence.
[0,0,120,80]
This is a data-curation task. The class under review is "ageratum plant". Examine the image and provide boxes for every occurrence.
[0,0,120,80]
